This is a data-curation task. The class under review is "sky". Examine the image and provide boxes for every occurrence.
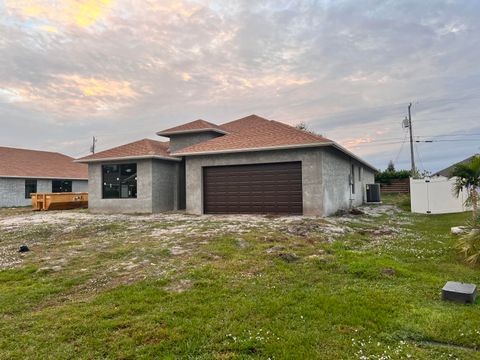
[1,0,479,173]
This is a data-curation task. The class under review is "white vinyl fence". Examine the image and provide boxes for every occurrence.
[410,177,471,214]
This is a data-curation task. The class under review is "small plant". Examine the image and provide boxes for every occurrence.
[449,155,480,220]
[449,155,480,264]
[455,217,480,265]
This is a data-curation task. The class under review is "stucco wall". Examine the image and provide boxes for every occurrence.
[321,147,375,215]
[72,180,88,192]
[185,147,376,217]
[0,178,55,207]
[185,148,324,216]
[88,159,179,213]
[88,159,153,213]
[151,160,181,212]
[168,132,222,153]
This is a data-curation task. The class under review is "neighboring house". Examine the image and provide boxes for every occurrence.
[0,146,88,207]
[77,115,377,216]
[432,154,480,178]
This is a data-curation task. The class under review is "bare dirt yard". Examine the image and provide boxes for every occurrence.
[0,197,479,359]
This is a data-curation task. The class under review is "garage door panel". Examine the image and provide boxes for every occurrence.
[203,162,303,215]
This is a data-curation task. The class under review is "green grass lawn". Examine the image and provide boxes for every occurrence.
[0,198,479,359]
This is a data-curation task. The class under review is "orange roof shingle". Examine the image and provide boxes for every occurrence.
[172,115,333,155]
[0,146,88,179]
[157,119,228,136]
[77,139,179,162]
[74,115,376,171]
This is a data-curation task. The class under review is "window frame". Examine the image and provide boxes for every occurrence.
[25,179,37,199]
[351,164,355,195]
[52,180,73,193]
[102,163,137,199]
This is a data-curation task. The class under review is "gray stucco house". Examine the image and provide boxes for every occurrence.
[0,146,88,207]
[77,115,376,216]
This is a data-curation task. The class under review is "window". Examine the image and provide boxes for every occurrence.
[102,163,137,199]
[25,179,37,199]
[52,180,72,193]
[351,164,355,194]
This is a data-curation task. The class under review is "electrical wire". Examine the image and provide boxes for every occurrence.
[393,132,409,165]
[414,141,426,174]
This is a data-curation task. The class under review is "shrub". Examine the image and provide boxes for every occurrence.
[455,217,480,265]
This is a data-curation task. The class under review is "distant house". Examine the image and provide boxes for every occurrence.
[0,146,88,207]
[77,115,377,216]
[433,154,480,178]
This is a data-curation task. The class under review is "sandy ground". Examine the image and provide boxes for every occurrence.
[0,204,404,274]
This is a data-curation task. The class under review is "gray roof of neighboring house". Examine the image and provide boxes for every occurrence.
[433,154,480,177]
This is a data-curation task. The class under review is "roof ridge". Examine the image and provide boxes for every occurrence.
[0,145,71,158]
[76,137,176,163]
[268,119,331,142]
[157,118,226,136]
[220,114,269,126]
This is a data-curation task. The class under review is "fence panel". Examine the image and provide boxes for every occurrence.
[410,177,469,214]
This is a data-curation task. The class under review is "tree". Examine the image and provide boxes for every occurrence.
[295,122,322,136]
[387,160,395,172]
[449,155,480,221]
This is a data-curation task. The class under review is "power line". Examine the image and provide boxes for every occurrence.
[348,138,480,148]
[416,139,480,142]
[310,92,480,123]
[393,132,409,165]
[416,133,480,138]
[414,140,426,173]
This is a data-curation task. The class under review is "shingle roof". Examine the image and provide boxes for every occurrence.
[0,146,88,179]
[434,154,480,177]
[75,115,376,171]
[157,119,228,136]
[172,115,333,155]
[76,139,180,163]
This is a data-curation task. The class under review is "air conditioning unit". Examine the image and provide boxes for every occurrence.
[366,184,381,203]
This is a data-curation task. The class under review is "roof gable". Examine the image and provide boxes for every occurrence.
[434,154,480,177]
[172,115,333,155]
[157,119,228,137]
[76,139,180,163]
[0,146,88,179]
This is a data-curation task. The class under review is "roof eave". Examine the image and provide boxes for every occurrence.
[330,143,379,173]
[173,142,335,156]
[156,128,229,137]
[173,142,378,173]
[0,175,88,180]
[75,154,182,163]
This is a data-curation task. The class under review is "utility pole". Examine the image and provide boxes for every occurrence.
[407,103,416,176]
[90,136,97,154]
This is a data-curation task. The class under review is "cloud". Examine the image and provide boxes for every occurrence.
[0,0,479,170]
[0,75,139,115]
[4,0,113,28]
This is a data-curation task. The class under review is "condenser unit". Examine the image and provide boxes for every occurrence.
[366,184,381,203]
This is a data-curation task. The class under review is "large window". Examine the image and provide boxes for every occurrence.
[52,180,72,193]
[102,164,137,199]
[25,179,37,199]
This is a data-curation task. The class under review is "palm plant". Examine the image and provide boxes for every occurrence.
[449,155,480,221]
[450,155,480,264]
[455,216,480,265]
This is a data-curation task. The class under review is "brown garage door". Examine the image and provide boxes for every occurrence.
[203,162,303,215]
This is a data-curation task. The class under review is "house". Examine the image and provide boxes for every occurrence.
[0,146,88,207]
[77,115,377,216]
[433,154,480,178]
